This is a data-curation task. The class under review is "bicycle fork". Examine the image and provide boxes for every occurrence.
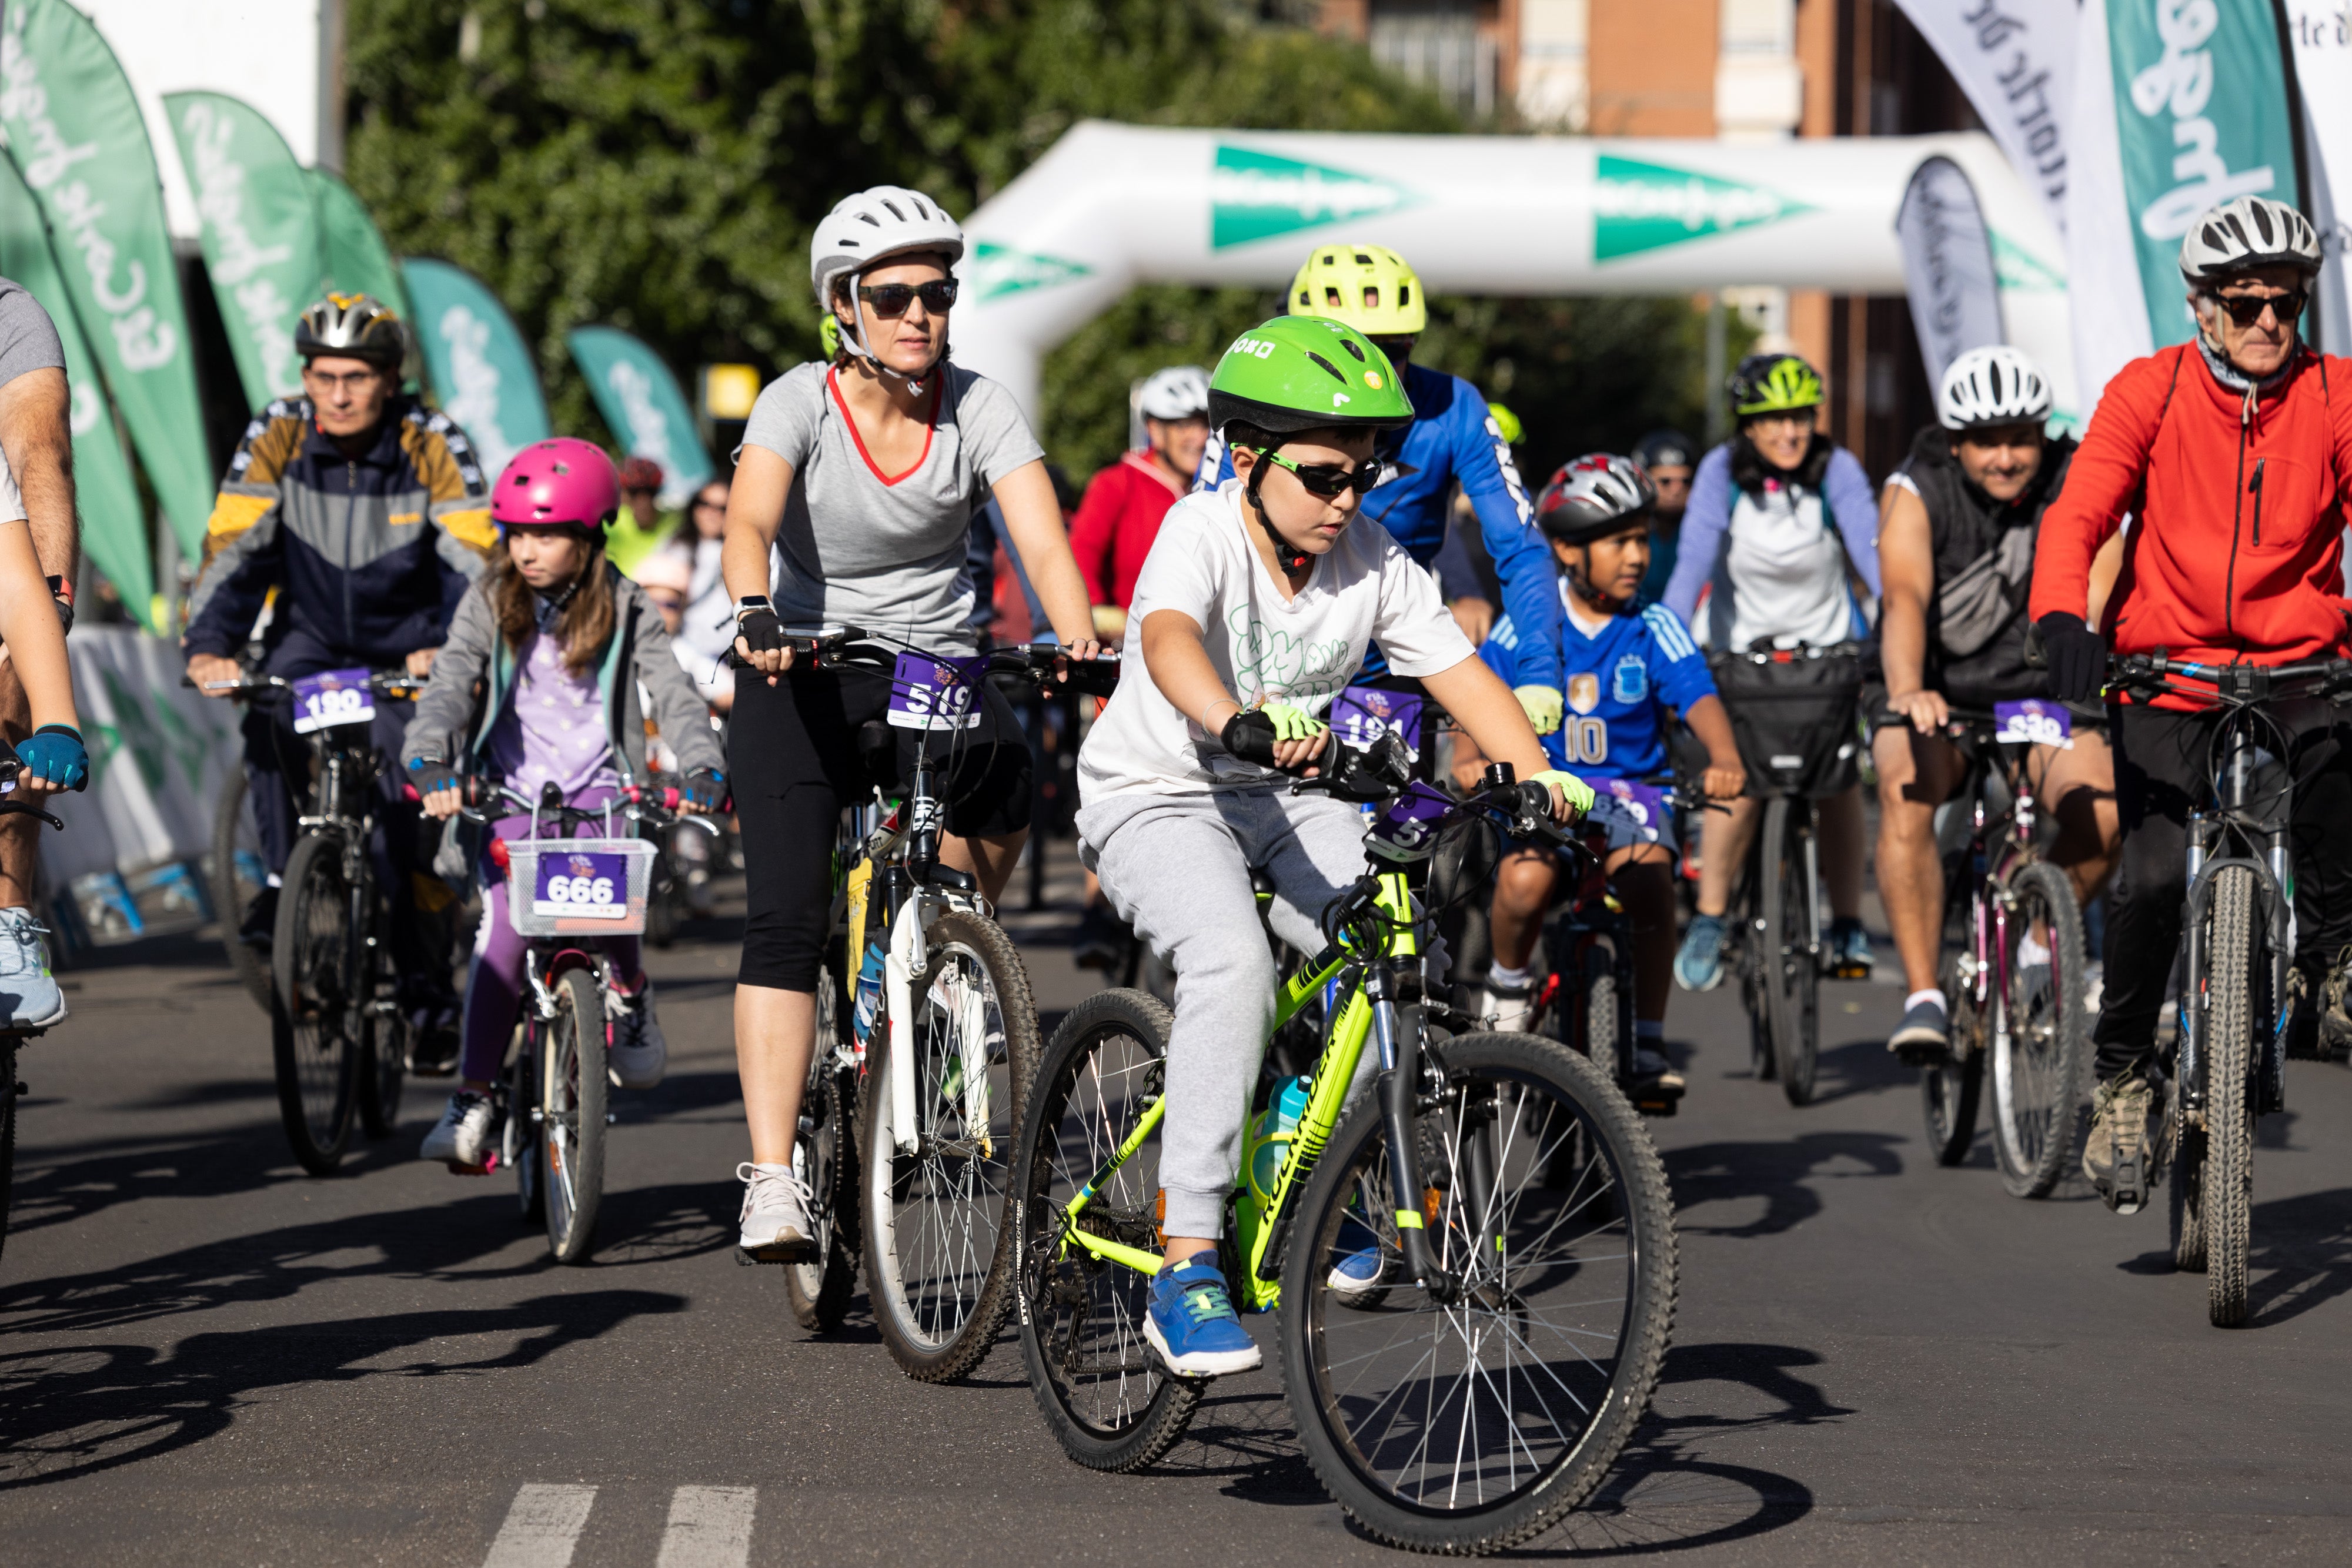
[1366,967,1457,1302]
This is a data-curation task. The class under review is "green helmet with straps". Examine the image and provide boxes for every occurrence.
[1207,316,1415,440]
[1728,352,1824,417]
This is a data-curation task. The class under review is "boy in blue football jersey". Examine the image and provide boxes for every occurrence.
[1452,454,1745,1094]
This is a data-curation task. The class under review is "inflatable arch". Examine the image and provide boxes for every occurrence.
[953,122,2076,429]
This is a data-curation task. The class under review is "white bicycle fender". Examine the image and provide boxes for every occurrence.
[887,898,921,1155]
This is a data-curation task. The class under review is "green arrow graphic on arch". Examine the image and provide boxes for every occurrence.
[1211,145,1415,250]
[1592,156,1813,262]
[967,242,1093,302]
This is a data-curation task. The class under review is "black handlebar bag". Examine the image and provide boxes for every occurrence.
[1709,645,1866,799]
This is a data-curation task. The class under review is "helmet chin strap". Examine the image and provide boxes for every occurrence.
[836,270,943,398]
[1243,454,1312,575]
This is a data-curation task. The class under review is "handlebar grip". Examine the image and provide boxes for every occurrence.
[1060,657,1121,698]
[662,786,681,811]
[1221,710,1283,768]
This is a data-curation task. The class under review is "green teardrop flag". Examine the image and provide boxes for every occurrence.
[400,257,549,479]
[0,0,212,557]
[0,151,159,631]
[567,326,713,507]
[163,91,323,409]
[309,169,410,323]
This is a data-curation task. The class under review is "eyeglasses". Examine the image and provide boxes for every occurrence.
[2214,289,2307,327]
[858,280,959,317]
[1248,448,1383,499]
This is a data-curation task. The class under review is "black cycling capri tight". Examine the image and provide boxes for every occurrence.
[731,662,1033,992]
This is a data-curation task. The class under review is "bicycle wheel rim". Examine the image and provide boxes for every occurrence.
[870,940,1018,1353]
[285,848,355,1154]
[1022,1017,1170,1437]
[543,972,603,1256]
[1991,875,2077,1191]
[789,969,843,1301]
[1298,1062,1647,1518]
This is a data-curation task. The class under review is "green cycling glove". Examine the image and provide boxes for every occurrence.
[1258,701,1328,744]
[1528,768,1596,816]
[1514,684,1564,736]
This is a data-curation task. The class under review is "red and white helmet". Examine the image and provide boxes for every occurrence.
[492,439,620,533]
[1535,453,1657,544]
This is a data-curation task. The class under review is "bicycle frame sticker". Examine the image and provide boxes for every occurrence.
[290,668,376,734]
[887,651,989,731]
[1994,699,2073,748]
[1366,781,1454,862]
[533,849,628,919]
[1331,684,1424,758]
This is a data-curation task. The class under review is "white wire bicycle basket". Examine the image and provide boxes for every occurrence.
[506,837,657,938]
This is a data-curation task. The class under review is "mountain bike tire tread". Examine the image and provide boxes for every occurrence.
[2205,865,2257,1326]
[270,834,358,1176]
[1994,861,2090,1200]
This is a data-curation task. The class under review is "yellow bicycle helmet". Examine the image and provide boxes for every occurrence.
[1287,243,1428,337]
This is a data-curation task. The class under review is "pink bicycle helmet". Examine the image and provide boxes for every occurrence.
[492,438,620,531]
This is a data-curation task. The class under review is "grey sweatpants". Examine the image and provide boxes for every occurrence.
[1078,788,1375,1239]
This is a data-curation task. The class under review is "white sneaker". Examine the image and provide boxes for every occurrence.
[610,985,667,1089]
[738,1161,817,1262]
[0,905,65,1031]
[1482,980,1535,1033]
[420,1090,496,1171]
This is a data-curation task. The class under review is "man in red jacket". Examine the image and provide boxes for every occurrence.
[1068,365,1208,644]
[2030,195,2352,1212]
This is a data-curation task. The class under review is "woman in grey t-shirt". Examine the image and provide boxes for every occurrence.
[722,185,1100,1258]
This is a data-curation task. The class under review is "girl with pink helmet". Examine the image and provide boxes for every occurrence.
[399,437,728,1172]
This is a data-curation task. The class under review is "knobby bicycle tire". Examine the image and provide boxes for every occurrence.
[1923,948,1984,1166]
[1991,861,2090,1199]
[787,961,861,1333]
[210,770,273,1012]
[357,891,405,1139]
[270,834,358,1175]
[1762,797,1820,1106]
[861,907,1041,1381]
[1014,989,1203,1472]
[543,967,607,1264]
[2168,1070,2206,1273]
[2204,865,2260,1327]
[1279,1031,1676,1553]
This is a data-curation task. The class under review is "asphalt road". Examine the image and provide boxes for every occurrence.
[4,872,2352,1565]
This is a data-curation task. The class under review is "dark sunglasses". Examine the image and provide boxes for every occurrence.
[1250,448,1382,499]
[2214,289,2306,326]
[857,280,959,317]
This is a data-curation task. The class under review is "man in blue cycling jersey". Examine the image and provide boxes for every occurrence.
[1450,455,1745,1101]
[1196,243,1566,731]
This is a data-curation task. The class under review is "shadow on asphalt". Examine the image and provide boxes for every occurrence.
[1663,1131,1905,1238]
[1800,1035,1915,1104]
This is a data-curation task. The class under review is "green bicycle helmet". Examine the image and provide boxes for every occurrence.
[1728,352,1824,417]
[1207,315,1416,439]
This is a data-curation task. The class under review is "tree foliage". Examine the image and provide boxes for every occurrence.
[346,0,1726,479]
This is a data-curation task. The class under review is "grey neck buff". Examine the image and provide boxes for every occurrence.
[2197,332,2301,397]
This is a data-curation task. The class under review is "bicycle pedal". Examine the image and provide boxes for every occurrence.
[1892,1041,1952,1068]
[1632,1092,1679,1118]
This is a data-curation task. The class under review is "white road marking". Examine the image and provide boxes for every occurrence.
[482,1483,598,1568]
[656,1486,758,1568]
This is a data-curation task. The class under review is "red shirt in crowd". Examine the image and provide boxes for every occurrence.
[1070,450,1189,610]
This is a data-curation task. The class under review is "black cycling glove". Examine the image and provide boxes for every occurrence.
[407,755,464,800]
[736,607,788,657]
[2036,613,2107,704]
[681,768,727,813]
[1220,709,1281,767]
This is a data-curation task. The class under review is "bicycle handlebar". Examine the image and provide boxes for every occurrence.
[2106,653,2352,705]
[436,775,723,837]
[184,668,426,700]
[730,624,1122,697]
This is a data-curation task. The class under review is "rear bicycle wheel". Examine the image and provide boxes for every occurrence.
[357,902,406,1138]
[507,1017,542,1223]
[2204,865,2260,1326]
[860,907,1041,1380]
[270,834,358,1175]
[1762,798,1819,1105]
[1991,862,2090,1199]
[210,769,272,1011]
[0,1042,15,1271]
[1280,1031,1676,1553]
[786,961,860,1332]
[1014,989,1202,1471]
[542,967,608,1263]
[1923,947,1985,1165]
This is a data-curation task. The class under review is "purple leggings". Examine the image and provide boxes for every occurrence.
[460,814,643,1084]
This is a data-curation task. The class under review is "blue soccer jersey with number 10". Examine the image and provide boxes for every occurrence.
[1478,583,1716,780]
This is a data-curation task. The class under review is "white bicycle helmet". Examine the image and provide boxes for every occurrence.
[2179,195,2322,287]
[1136,365,1210,421]
[1938,345,2052,432]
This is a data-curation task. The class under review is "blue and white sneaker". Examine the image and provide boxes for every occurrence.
[609,984,667,1089]
[1674,914,1727,992]
[0,905,65,1030]
[1328,1246,1388,1299]
[1144,1255,1262,1378]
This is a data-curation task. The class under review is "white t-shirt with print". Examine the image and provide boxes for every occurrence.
[1078,480,1474,803]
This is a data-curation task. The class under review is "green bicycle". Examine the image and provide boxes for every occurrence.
[1011,735,1678,1553]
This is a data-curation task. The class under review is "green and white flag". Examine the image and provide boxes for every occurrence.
[0,0,213,556]
[163,91,325,409]
[567,326,711,507]
[309,169,410,324]
[0,148,157,632]
[400,257,549,477]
